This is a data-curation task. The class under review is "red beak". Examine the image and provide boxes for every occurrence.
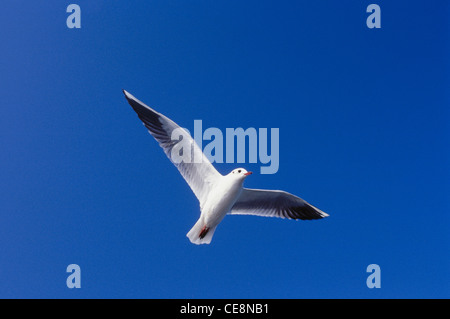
[244,171,253,176]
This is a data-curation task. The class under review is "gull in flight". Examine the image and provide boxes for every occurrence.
[123,90,329,244]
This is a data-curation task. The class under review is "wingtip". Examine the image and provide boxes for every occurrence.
[122,89,137,103]
[314,206,329,219]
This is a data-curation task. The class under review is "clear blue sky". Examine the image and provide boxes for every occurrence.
[1,1,449,298]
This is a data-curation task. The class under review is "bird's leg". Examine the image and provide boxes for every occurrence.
[199,225,210,239]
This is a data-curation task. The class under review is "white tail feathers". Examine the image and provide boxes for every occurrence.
[186,218,217,245]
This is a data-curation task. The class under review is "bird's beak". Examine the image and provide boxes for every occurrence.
[244,171,253,176]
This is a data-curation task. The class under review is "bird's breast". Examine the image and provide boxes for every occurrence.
[202,179,243,225]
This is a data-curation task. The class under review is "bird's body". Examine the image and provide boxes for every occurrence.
[202,172,244,226]
[123,90,329,244]
[188,169,248,244]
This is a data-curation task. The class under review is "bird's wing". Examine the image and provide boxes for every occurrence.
[230,188,329,220]
[123,90,222,205]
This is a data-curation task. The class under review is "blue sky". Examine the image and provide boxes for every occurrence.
[1,1,449,298]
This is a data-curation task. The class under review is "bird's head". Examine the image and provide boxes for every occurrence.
[229,168,253,179]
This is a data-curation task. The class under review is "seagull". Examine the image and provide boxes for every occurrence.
[123,90,329,244]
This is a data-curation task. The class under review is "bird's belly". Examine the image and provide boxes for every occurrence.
[202,185,242,226]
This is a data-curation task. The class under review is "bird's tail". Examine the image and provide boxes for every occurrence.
[186,218,217,245]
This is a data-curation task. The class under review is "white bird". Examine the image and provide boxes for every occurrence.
[123,90,329,244]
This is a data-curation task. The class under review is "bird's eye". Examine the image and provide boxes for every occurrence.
[238,170,241,173]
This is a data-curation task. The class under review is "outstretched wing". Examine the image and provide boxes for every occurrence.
[230,188,329,220]
[123,90,221,205]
